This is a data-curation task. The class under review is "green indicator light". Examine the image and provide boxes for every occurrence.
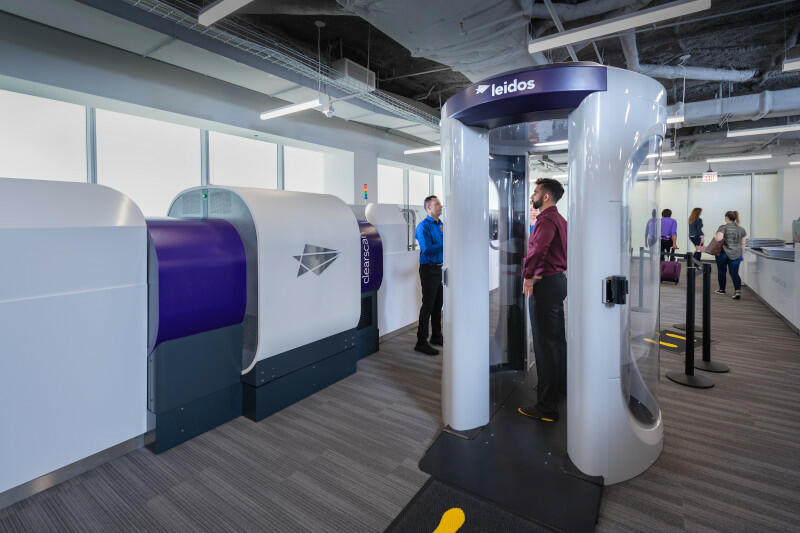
[202,193,207,198]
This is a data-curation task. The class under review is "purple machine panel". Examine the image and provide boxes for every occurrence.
[147,219,246,351]
[358,220,383,293]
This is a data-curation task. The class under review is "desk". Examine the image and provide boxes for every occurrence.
[742,247,800,332]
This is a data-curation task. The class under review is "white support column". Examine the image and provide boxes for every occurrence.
[440,107,490,431]
[200,129,210,186]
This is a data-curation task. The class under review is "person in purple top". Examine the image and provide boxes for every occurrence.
[660,208,678,261]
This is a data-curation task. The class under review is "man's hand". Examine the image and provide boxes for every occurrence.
[523,276,541,297]
[522,277,533,297]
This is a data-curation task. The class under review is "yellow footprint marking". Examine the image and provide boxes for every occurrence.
[665,333,697,342]
[433,507,465,533]
[643,338,679,348]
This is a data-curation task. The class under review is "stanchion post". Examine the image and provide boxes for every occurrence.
[695,263,730,373]
[667,255,714,388]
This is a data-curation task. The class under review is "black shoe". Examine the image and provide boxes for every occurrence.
[414,342,440,356]
[430,335,444,346]
[715,289,726,294]
[732,292,741,300]
[517,405,559,422]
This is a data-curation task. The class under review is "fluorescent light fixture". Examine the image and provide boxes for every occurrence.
[260,97,323,121]
[789,161,800,166]
[638,169,673,175]
[198,0,253,26]
[706,154,772,163]
[783,57,800,72]
[534,140,569,148]
[646,151,676,159]
[404,145,441,155]
[727,124,800,138]
[666,115,684,125]
[552,174,568,179]
[528,0,710,54]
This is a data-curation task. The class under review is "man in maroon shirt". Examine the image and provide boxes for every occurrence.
[519,178,568,422]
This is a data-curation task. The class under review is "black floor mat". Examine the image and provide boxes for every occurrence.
[418,374,603,533]
[385,478,547,533]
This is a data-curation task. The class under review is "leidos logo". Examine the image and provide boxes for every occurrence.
[475,78,536,96]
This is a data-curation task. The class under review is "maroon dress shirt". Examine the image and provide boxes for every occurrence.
[522,205,567,279]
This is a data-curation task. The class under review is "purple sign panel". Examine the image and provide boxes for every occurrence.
[358,220,383,293]
[147,219,246,350]
[445,63,607,129]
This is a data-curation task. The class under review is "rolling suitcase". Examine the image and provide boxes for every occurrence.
[660,250,681,284]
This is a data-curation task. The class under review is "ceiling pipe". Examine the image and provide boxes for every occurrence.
[240,0,348,16]
[620,30,756,82]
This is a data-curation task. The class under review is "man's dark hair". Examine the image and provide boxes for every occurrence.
[662,208,672,218]
[535,178,564,203]
[424,195,438,209]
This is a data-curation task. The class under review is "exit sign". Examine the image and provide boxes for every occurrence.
[702,171,718,182]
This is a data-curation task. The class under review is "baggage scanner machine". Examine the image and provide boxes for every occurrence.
[439,63,665,485]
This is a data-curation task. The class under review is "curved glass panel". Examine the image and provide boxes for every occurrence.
[621,135,662,426]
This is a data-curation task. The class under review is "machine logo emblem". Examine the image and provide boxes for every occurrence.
[294,244,340,277]
[475,84,490,94]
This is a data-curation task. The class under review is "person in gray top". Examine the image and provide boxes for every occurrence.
[713,210,747,300]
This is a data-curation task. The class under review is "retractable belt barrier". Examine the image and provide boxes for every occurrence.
[666,254,730,388]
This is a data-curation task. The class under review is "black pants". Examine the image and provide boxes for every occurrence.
[528,273,567,413]
[660,238,674,262]
[690,236,702,263]
[418,263,443,343]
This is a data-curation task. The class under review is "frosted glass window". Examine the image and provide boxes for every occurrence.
[689,174,751,259]
[433,174,443,203]
[284,145,324,195]
[408,170,430,206]
[752,173,780,238]
[0,89,86,182]
[378,164,404,204]
[96,110,201,217]
[209,131,277,188]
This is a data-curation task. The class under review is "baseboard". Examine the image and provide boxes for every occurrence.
[243,347,358,422]
[0,432,152,511]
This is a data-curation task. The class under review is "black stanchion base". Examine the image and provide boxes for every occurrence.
[666,371,714,389]
[695,360,730,373]
[673,323,703,332]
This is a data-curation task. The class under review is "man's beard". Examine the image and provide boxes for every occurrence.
[532,199,543,209]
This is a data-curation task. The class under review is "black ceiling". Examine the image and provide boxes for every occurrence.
[163,0,799,113]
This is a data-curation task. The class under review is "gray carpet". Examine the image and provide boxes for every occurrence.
[1,273,799,532]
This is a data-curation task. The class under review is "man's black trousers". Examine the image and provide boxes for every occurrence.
[528,272,567,414]
[418,263,443,343]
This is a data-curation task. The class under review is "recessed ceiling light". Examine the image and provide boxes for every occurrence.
[260,97,323,120]
[528,0,711,55]
[727,124,800,137]
[706,154,772,163]
[404,145,441,155]
[534,140,569,148]
[783,57,800,72]
[638,169,673,175]
[647,151,676,159]
[198,0,253,26]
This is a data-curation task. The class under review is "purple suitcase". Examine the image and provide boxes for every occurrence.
[660,252,681,284]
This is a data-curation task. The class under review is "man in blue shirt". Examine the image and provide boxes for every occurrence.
[415,195,444,355]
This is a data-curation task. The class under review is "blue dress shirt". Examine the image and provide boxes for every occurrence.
[416,215,444,264]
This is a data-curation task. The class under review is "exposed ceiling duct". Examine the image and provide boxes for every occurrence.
[619,30,756,82]
[668,87,800,127]
[335,0,643,82]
